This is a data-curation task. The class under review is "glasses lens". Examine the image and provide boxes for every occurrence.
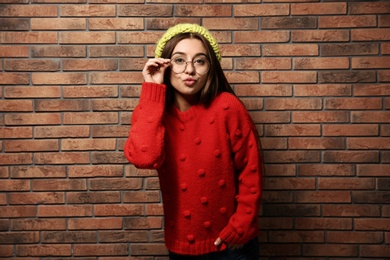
[170,55,210,75]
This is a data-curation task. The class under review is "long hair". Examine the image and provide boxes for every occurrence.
[160,33,235,108]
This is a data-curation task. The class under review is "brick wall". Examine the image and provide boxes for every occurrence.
[1,0,389,259]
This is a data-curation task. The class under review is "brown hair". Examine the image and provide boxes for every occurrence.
[161,33,235,107]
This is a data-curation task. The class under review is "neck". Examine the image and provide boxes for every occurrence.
[174,92,200,112]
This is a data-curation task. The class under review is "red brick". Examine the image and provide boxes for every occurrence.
[383,43,390,54]
[123,217,163,230]
[118,32,162,44]
[41,231,97,243]
[303,244,358,257]
[347,138,390,150]
[0,5,57,17]
[34,152,90,165]
[234,4,288,16]
[354,84,390,96]
[123,191,160,203]
[31,18,86,30]
[355,218,390,231]
[68,165,123,178]
[349,2,390,14]
[38,205,92,217]
[204,18,258,30]
[294,84,352,97]
[321,43,379,56]
[0,153,32,165]
[318,178,375,190]
[176,5,231,16]
[89,18,143,30]
[146,18,201,30]
[0,46,29,57]
[0,73,30,85]
[32,72,87,85]
[292,3,346,15]
[89,46,143,57]
[118,4,172,17]
[0,180,30,191]
[263,44,318,56]
[31,46,86,58]
[235,31,290,43]
[293,111,349,123]
[63,59,117,71]
[294,57,349,70]
[323,205,380,217]
[99,231,149,243]
[295,217,352,230]
[0,206,36,218]
[130,244,168,256]
[16,244,71,257]
[262,191,292,203]
[63,112,118,125]
[34,126,90,138]
[319,70,376,83]
[298,164,354,177]
[4,59,60,71]
[224,71,259,84]
[319,15,376,28]
[68,218,122,230]
[63,86,118,98]
[323,124,378,136]
[352,57,390,69]
[4,113,61,125]
[352,29,390,41]
[265,124,320,136]
[60,5,115,16]
[357,164,390,177]
[262,71,316,83]
[0,18,29,30]
[360,245,390,257]
[90,72,142,84]
[266,98,321,110]
[262,17,316,29]
[11,218,66,231]
[292,30,349,42]
[67,191,120,204]
[294,191,351,203]
[92,99,138,111]
[89,178,142,191]
[323,151,379,163]
[265,177,315,191]
[60,32,115,44]
[0,32,57,44]
[235,84,292,97]
[92,125,129,138]
[9,192,64,205]
[4,86,61,98]
[236,58,291,70]
[74,244,129,256]
[0,100,32,112]
[94,205,144,216]
[289,137,345,150]
[4,140,59,152]
[269,231,324,243]
[379,15,390,27]
[146,204,164,216]
[379,70,390,82]
[352,111,390,123]
[325,97,382,109]
[62,138,116,151]
[10,166,66,178]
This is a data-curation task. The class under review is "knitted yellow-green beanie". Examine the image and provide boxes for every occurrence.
[155,23,221,62]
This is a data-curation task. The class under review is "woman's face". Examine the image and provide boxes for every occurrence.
[169,38,210,105]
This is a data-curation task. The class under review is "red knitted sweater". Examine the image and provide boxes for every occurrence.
[124,82,263,256]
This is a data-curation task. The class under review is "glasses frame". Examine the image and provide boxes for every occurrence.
[169,55,211,75]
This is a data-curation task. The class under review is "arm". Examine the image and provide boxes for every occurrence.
[124,82,167,169]
[124,58,171,169]
[218,99,264,245]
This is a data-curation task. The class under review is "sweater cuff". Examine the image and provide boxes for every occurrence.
[219,224,246,245]
[140,82,166,103]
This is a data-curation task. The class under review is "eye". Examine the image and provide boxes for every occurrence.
[173,57,185,65]
[194,58,207,66]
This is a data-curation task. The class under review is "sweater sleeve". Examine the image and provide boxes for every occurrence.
[123,82,166,169]
[219,97,264,245]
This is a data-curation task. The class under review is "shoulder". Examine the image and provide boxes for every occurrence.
[211,92,248,113]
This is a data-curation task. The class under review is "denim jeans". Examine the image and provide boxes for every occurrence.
[169,238,259,260]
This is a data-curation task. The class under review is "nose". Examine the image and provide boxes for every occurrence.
[184,61,196,74]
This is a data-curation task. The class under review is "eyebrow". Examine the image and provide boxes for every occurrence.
[171,52,208,57]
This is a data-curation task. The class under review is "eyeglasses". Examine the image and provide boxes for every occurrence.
[170,55,211,75]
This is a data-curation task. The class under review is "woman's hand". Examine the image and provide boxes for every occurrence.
[142,58,171,84]
[214,237,244,250]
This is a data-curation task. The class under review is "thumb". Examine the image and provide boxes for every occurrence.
[214,237,222,246]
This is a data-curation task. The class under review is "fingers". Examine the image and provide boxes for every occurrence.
[142,58,170,84]
[214,237,222,246]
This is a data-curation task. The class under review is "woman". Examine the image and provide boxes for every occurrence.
[124,23,263,259]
